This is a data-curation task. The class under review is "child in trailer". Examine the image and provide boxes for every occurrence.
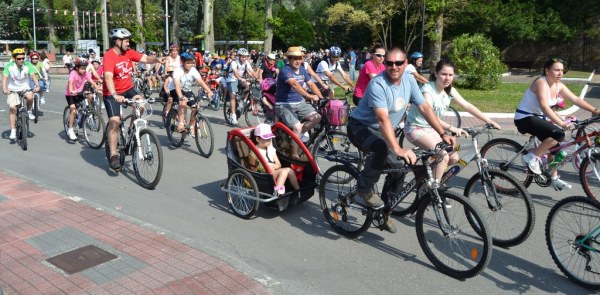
[248,123,300,210]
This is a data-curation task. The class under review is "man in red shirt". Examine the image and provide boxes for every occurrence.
[103,28,166,171]
[193,48,205,71]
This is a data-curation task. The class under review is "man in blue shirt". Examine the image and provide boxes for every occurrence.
[275,46,324,157]
[347,47,455,233]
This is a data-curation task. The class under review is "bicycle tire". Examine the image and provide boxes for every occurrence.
[33,93,40,124]
[244,97,266,127]
[463,168,535,247]
[161,104,170,127]
[446,106,462,129]
[132,128,163,190]
[546,196,600,289]
[62,106,70,136]
[83,111,106,149]
[19,112,28,150]
[165,109,185,147]
[579,153,600,201]
[480,138,533,188]
[194,114,214,158]
[319,165,373,238]
[209,91,220,111]
[311,131,363,180]
[415,191,492,279]
[222,99,241,125]
[226,168,260,219]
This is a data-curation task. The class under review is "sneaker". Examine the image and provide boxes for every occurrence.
[301,132,310,143]
[552,177,572,191]
[67,128,77,140]
[522,153,542,175]
[230,114,238,125]
[383,218,397,234]
[109,155,121,171]
[9,129,16,140]
[40,97,46,104]
[28,111,35,120]
[356,192,384,208]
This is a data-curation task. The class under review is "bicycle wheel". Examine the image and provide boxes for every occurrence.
[391,172,422,217]
[20,112,28,150]
[194,114,214,158]
[319,165,373,238]
[165,109,185,147]
[83,111,106,149]
[132,128,163,190]
[209,91,220,111]
[579,153,600,201]
[415,191,492,279]
[244,98,266,127]
[445,106,462,129]
[62,106,70,136]
[463,168,535,247]
[226,168,260,219]
[480,138,533,188]
[573,123,600,172]
[546,196,600,289]
[33,92,40,124]
[311,131,362,179]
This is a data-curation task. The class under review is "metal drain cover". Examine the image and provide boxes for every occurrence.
[46,245,117,274]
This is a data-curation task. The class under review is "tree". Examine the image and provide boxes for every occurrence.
[264,0,273,53]
[425,0,466,71]
[448,34,506,90]
[273,6,313,49]
[135,0,145,49]
[172,0,180,45]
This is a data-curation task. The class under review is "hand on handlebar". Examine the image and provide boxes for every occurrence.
[441,133,456,147]
[395,147,417,165]
[114,94,126,103]
[562,121,575,131]
[449,126,469,138]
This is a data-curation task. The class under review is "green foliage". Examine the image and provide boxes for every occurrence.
[273,6,314,48]
[448,34,506,90]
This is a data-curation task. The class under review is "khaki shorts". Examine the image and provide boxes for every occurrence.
[7,91,30,108]
[275,102,317,127]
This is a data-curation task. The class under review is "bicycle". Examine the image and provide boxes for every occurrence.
[393,125,535,247]
[104,98,163,189]
[223,78,265,127]
[11,90,31,151]
[133,73,153,99]
[480,116,600,194]
[62,92,106,148]
[545,196,600,289]
[165,92,215,158]
[319,142,492,279]
[31,85,45,124]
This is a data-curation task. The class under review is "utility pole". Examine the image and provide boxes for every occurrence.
[102,0,109,52]
[32,0,37,51]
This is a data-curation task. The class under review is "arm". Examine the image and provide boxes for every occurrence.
[68,79,76,95]
[196,78,213,98]
[416,102,456,146]
[411,72,429,84]
[559,82,600,115]
[307,66,328,89]
[246,61,258,79]
[2,75,8,94]
[324,69,350,91]
[103,72,124,102]
[336,66,355,88]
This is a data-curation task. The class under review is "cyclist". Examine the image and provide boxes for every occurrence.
[209,52,225,69]
[65,58,101,140]
[40,52,52,92]
[169,52,213,135]
[226,48,258,125]
[275,47,324,157]
[515,57,600,190]
[160,68,175,117]
[257,53,279,83]
[103,28,166,171]
[166,44,181,72]
[192,48,205,70]
[404,58,500,184]
[82,53,102,82]
[353,44,386,106]
[347,47,455,233]
[300,47,327,90]
[406,52,429,85]
[314,46,354,99]
[2,48,39,140]
[28,51,48,104]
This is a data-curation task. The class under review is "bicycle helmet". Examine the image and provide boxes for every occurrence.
[81,53,90,59]
[137,48,145,54]
[74,58,88,68]
[169,43,179,51]
[91,59,101,64]
[410,51,424,61]
[109,28,132,40]
[180,52,194,61]
[329,46,341,57]
[299,46,307,53]
[29,51,40,59]
[237,48,249,56]
[12,48,26,56]
[163,49,170,55]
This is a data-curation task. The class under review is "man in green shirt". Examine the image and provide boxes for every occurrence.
[28,51,48,104]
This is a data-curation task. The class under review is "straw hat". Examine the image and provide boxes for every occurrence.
[286,46,303,57]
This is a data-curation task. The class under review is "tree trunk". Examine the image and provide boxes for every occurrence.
[172,0,180,45]
[264,0,273,53]
[203,0,214,51]
[429,11,443,71]
[73,0,80,53]
[135,0,145,49]
[46,0,57,53]
[102,0,110,52]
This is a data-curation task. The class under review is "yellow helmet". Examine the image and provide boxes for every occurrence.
[12,48,26,56]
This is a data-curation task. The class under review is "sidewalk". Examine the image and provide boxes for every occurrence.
[0,172,270,294]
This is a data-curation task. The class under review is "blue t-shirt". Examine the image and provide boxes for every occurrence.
[350,72,425,130]
[275,65,310,105]
[210,59,225,69]
[349,51,357,66]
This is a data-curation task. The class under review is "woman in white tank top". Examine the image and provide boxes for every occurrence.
[514,57,600,190]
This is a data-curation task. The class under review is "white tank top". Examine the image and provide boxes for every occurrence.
[514,77,560,120]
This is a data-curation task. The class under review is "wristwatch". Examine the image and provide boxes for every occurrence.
[111,92,117,97]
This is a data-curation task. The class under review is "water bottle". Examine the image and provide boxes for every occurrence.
[549,151,567,168]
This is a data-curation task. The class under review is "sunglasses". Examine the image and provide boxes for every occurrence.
[552,57,564,63]
[384,60,405,67]
[290,56,303,60]
[31,58,39,60]
[374,53,385,58]
[15,57,25,61]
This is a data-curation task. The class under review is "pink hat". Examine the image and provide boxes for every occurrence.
[254,123,275,140]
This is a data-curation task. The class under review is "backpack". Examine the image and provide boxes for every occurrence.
[326,99,348,127]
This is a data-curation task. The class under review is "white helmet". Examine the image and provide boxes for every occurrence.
[109,28,132,40]
[237,48,249,56]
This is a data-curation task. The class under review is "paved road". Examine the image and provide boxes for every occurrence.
[0,76,597,294]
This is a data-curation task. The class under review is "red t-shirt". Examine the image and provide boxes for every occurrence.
[102,48,143,96]
[194,52,205,68]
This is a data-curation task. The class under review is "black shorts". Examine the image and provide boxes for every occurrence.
[103,87,141,118]
[65,94,84,106]
[514,116,565,142]
[169,90,197,107]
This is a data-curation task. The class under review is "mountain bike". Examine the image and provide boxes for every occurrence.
[133,73,153,99]
[319,143,492,279]
[480,116,600,195]
[546,196,600,289]
[32,85,45,124]
[393,125,534,247]
[11,90,31,151]
[165,92,215,158]
[62,92,106,148]
[104,99,163,189]
[223,78,265,127]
